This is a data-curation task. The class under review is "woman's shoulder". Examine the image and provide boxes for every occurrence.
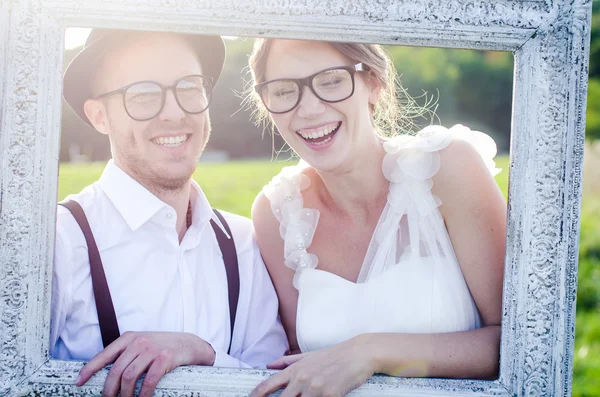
[254,159,319,237]
[252,189,278,235]
[425,127,505,220]
[254,162,321,287]
[262,162,312,207]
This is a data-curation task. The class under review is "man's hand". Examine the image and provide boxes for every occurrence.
[75,331,215,397]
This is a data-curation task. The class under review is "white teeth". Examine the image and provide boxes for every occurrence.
[312,136,333,146]
[152,135,188,147]
[298,122,339,140]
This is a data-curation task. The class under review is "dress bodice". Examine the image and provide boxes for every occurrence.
[263,125,501,353]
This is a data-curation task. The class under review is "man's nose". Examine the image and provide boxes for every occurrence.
[296,86,326,118]
[158,89,186,121]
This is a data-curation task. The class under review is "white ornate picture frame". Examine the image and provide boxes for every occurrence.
[0,0,593,396]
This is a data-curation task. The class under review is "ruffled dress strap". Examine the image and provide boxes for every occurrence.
[263,164,320,289]
[382,124,501,181]
[357,124,501,282]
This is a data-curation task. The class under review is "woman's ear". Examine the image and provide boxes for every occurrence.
[367,72,382,106]
[83,99,110,135]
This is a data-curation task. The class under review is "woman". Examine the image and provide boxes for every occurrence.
[247,39,506,397]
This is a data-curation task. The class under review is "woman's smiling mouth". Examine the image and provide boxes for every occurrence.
[296,121,341,145]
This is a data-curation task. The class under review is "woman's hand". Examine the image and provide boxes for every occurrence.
[266,353,307,370]
[250,336,376,397]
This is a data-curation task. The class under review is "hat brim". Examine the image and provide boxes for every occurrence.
[63,30,226,127]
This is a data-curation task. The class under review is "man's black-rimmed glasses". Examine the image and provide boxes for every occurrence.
[95,74,213,121]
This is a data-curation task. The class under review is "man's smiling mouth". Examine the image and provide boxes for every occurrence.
[151,134,189,147]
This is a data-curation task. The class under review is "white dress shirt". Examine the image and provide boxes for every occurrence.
[50,160,288,368]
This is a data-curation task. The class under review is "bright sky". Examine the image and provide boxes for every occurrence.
[65,27,91,49]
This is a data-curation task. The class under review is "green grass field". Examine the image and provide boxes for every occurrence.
[57,157,511,215]
[57,156,599,396]
[58,160,297,217]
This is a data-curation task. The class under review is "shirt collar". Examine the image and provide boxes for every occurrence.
[98,160,229,237]
[190,180,230,239]
[98,161,166,231]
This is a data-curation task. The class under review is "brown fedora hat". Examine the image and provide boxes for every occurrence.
[63,29,226,127]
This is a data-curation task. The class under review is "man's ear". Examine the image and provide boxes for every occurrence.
[83,98,110,135]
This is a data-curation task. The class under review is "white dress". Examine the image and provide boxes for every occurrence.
[263,125,501,353]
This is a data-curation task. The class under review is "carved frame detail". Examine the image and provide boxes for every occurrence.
[0,0,592,395]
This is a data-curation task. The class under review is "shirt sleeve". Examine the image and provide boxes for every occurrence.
[220,236,289,369]
[212,347,252,368]
[49,208,76,359]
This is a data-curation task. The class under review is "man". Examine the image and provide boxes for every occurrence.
[51,29,288,397]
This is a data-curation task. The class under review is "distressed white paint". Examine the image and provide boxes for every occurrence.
[0,0,593,396]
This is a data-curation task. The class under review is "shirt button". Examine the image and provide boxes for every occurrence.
[166,212,173,218]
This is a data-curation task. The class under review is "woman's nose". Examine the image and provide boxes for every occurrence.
[296,86,326,118]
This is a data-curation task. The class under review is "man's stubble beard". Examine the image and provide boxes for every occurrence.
[108,113,211,197]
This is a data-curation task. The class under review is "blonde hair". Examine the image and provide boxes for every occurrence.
[245,38,432,138]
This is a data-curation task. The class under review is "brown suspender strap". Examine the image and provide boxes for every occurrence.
[210,209,239,355]
[58,200,120,348]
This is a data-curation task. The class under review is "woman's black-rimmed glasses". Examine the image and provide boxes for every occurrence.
[255,63,369,114]
[95,74,213,121]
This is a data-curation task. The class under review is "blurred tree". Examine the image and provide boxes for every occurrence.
[207,38,288,159]
[385,45,512,152]
[590,1,599,80]
[585,1,600,141]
